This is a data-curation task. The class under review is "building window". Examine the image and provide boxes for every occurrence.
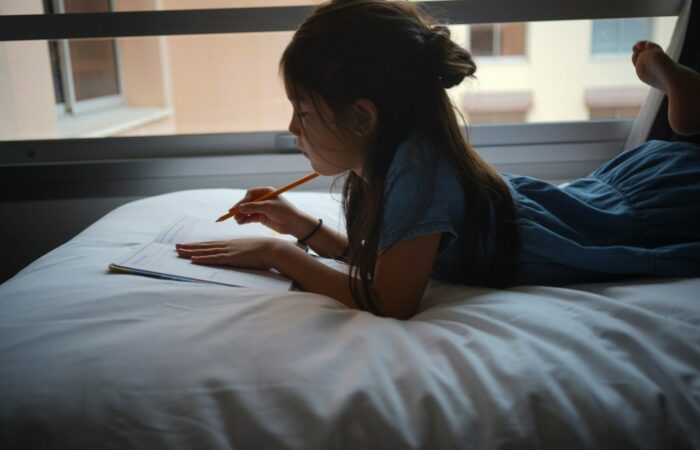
[469,23,526,57]
[591,18,652,54]
[43,0,123,115]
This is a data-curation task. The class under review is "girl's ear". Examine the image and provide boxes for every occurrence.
[352,99,378,137]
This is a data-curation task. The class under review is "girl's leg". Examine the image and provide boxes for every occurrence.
[632,40,700,136]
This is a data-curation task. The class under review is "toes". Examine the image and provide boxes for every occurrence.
[645,41,662,51]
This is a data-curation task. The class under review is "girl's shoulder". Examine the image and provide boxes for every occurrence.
[391,130,437,167]
[385,131,459,194]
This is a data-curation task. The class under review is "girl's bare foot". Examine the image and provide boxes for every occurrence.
[632,40,700,135]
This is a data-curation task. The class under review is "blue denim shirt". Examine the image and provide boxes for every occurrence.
[380,136,700,286]
[379,132,467,282]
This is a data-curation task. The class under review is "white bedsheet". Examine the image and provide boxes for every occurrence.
[1,189,699,449]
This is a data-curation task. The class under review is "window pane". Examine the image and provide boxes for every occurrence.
[0,15,677,141]
[591,19,619,53]
[471,24,495,56]
[500,22,525,56]
[621,18,652,51]
[69,39,120,101]
[64,0,110,13]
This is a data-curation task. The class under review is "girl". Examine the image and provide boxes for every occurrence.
[176,0,700,320]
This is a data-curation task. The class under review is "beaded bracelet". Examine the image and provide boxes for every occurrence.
[297,218,323,246]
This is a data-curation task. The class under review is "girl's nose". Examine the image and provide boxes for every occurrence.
[288,116,300,137]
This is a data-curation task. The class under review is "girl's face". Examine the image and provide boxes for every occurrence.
[287,90,365,177]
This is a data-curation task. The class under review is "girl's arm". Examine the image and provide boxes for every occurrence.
[293,215,349,260]
[270,232,441,319]
[178,231,441,319]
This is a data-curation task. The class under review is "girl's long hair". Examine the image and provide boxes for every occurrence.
[280,0,519,314]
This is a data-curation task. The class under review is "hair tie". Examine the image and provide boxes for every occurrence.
[298,218,323,246]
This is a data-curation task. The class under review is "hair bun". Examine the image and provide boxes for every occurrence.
[424,25,476,89]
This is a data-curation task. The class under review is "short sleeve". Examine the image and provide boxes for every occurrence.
[379,135,464,251]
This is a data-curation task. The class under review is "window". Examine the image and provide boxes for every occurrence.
[591,18,652,54]
[0,0,688,193]
[0,15,676,141]
[43,0,123,115]
[0,1,682,146]
[469,23,526,57]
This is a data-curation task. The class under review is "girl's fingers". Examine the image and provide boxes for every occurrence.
[238,200,277,215]
[238,213,265,225]
[228,197,252,212]
[190,253,231,265]
[229,187,276,211]
[177,247,228,256]
[176,241,226,249]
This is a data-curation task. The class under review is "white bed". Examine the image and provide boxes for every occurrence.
[1,189,699,449]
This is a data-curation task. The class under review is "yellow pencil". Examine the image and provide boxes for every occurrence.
[216,172,319,222]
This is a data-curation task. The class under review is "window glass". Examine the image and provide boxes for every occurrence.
[68,39,120,101]
[63,0,110,13]
[591,19,619,53]
[40,0,122,112]
[470,25,495,56]
[621,18,652,51]
[0,15,677,141]
[592,18,652,54]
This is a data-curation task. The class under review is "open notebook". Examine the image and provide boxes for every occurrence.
[109,215,344,291]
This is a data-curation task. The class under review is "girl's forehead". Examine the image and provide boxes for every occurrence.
[284,82,313,104]
[287,91,311,105]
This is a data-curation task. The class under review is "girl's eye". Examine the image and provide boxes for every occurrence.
[296,112,307,120]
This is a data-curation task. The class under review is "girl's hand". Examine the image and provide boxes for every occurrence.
[230,187,317,238]
[176,237,284,270]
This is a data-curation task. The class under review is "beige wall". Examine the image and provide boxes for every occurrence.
[116,0,319,135]
[0,0,59,140]
[159,0,318,134]
[164,32,293,133]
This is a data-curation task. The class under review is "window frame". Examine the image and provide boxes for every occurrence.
[49,0,125,116]
[0,0,687,192]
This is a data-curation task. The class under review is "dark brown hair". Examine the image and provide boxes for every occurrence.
[280,0,519,314]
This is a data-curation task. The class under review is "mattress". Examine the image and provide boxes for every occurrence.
[1,188,699,449]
